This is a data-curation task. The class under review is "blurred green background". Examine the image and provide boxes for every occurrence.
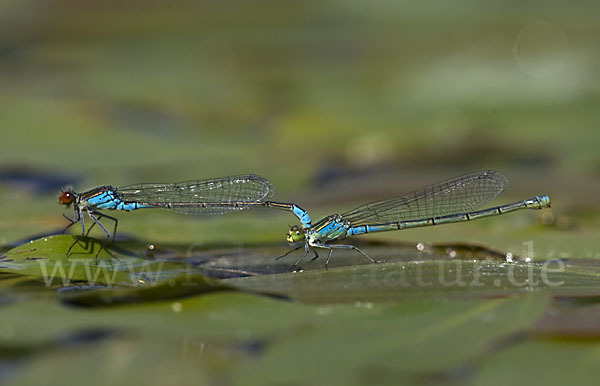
[1,0,599,251]
[1,1,600,385]
[1,0,599,240]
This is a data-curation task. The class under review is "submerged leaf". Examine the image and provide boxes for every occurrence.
[57,274,233,306]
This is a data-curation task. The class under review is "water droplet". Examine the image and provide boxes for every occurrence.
[514,21,568,78]
[316,307,332,315]
[541,211,554,225]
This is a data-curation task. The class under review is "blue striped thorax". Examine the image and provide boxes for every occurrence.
[286,215,351,246]
[81,187,121,209]
[308,215,350,243]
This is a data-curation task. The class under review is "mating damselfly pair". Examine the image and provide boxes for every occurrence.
[59,170,550,268]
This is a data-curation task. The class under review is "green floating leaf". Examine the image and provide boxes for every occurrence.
[226,259,600,303]
[0,235,199,287]
[0,236,244,305]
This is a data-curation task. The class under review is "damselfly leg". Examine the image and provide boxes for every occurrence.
[276,243,319,271]
[65,209,118,263]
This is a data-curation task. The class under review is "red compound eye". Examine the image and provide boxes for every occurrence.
[58,190,75,206]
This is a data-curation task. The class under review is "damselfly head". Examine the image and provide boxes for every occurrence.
[58,186,76,207]
[286,225,305,243]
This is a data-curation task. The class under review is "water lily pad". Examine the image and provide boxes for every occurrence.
[1,235,202,287]
[225,258,600,303]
